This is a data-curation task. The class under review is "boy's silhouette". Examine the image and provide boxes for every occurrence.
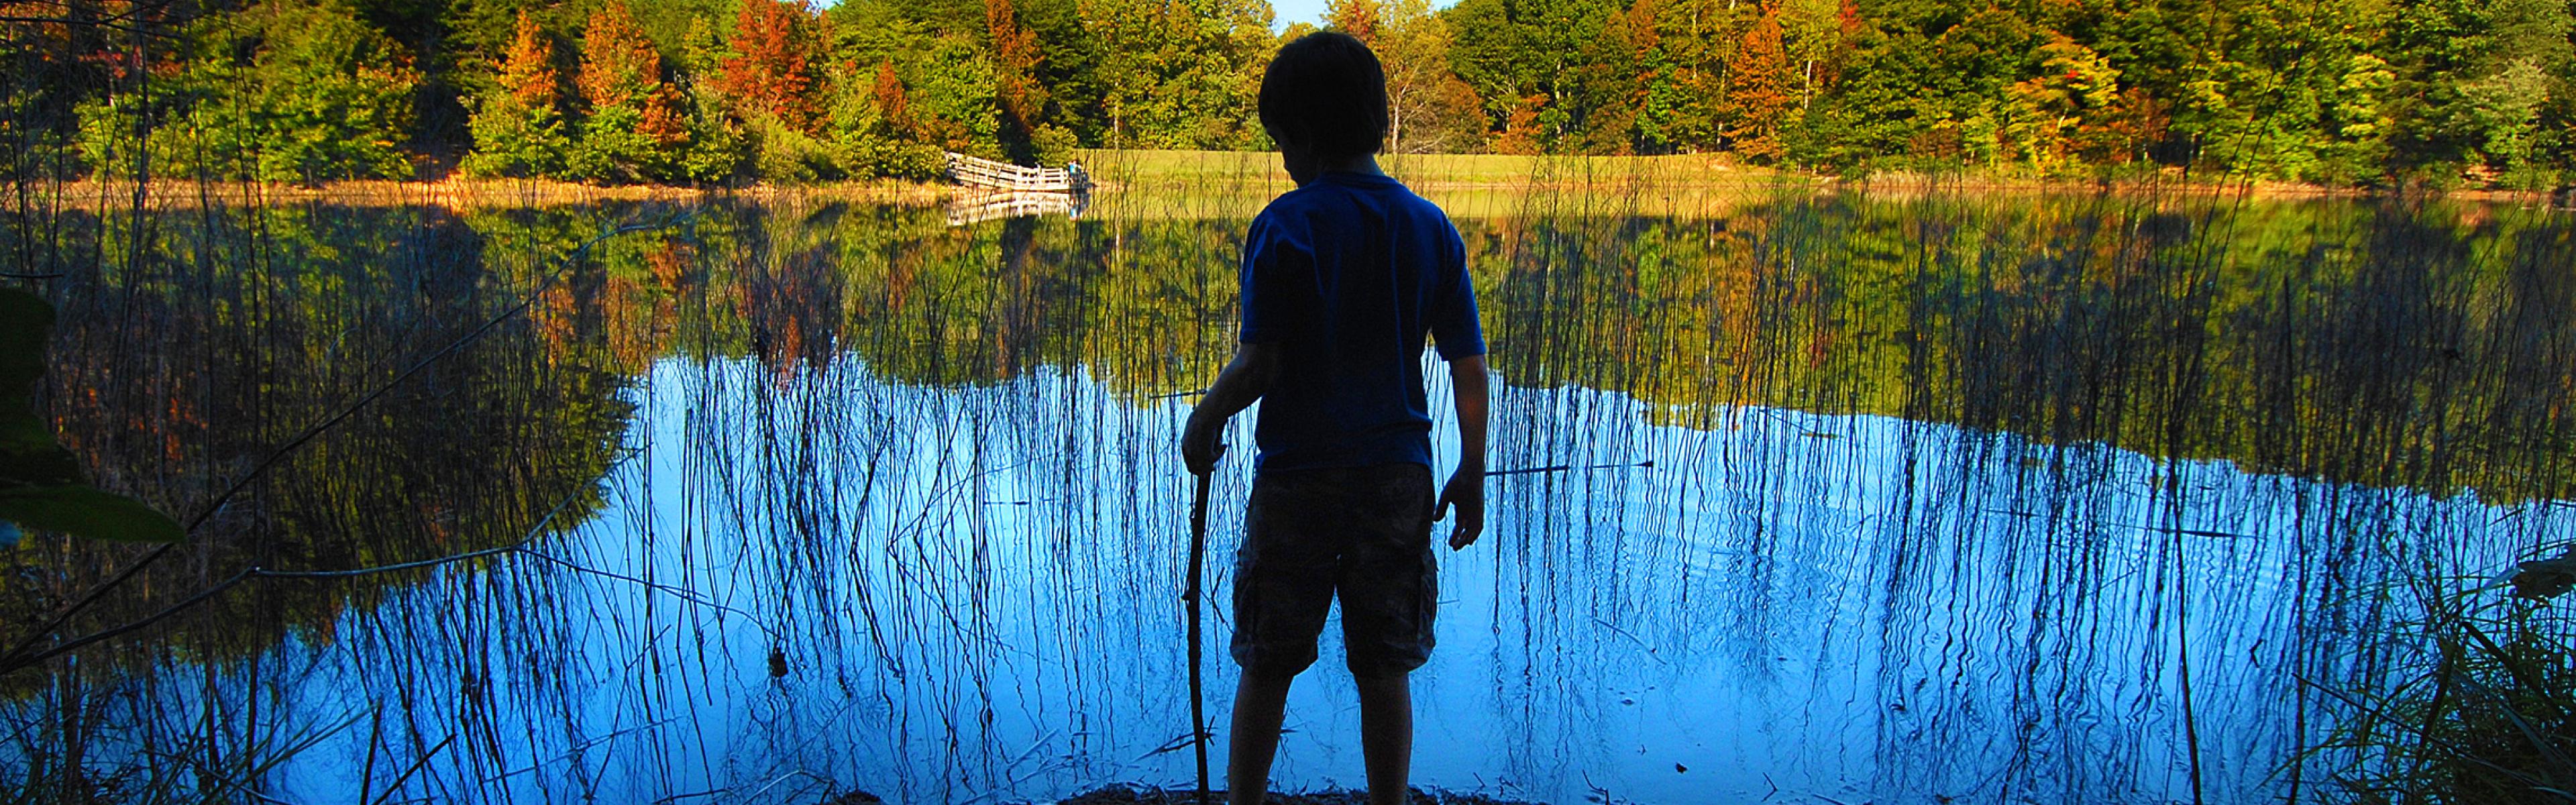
[1180,31,1490,805]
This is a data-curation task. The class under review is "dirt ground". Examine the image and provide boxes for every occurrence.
[1052,784,1543,804]
[821,784,1544,805]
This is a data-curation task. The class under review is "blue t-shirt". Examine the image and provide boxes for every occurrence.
[1239,170,1485,472]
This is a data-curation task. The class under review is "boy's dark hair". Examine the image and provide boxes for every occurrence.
[1258,32,1388,160]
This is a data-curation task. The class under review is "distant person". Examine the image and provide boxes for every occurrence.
[1179,30,1489,805]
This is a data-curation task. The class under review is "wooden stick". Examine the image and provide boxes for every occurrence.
[1185,460,1216,804]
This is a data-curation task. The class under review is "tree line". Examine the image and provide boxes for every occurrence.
[4,0,2572,187]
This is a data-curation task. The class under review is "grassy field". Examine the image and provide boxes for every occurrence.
[1069,148,1831,221]
[1073,148,1802,190]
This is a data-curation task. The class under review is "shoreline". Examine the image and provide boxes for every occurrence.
[14,176,949,212]
[11,152,2570,211]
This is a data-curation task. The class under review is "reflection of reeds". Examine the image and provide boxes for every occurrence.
[3,176,2573,803]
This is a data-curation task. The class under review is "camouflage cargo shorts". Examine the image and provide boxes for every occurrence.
[1230,462,1438,678]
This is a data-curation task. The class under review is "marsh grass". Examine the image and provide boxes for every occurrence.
[2301,546,2576,804]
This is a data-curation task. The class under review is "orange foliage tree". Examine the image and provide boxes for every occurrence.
[871,60,912,136]
[1492,95,1549,154]
[720,0,825,131]
[500,11,557,110]
[571,2,688,181]
[463,10,568,176]
[985,0,1044,148]
[1723,7,1794,162]
[1325,0,1382,44]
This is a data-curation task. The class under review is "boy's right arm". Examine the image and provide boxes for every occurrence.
[1181,341,1281,476]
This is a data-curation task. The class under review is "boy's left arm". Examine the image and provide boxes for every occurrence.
[1429,222,1488,549]
[1182,342,1281,476]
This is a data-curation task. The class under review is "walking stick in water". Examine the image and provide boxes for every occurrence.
[1184,443,1219,804]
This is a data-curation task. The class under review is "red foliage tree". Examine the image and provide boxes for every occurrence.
[1325,0,1382,44]
[986,0,1043,138]
[1815,0,1864,90]
[720,0,824,131]
[869,59,912,136]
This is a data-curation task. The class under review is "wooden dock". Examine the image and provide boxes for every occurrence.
[943,152,1090,193]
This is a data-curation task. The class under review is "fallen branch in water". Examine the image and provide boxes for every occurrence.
[0,488,581,676]
[1487,460,1654,476]
[366,733,455,805]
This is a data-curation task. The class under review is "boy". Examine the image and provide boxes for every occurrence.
[1179,31,1489,805]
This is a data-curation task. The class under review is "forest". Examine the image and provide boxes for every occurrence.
[3,0,2574,189]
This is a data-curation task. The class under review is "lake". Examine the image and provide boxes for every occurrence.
[4,173,2574,804]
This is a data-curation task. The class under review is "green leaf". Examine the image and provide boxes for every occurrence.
[0,286,77,488]
[0,288,51,402]
[0,408,63,460]
[0,439,82,487]
[0,485,185,543]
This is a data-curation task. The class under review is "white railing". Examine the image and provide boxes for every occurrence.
[943,152,1090,193]
[945,189,1087,226]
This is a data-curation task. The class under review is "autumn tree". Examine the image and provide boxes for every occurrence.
[41,0,2576,186]
[1570,0,1663,153]
[1491,95,1550,154]
[987,0,1039,140]
[821,58,939,178]
[1998,37,2121,170]
[572,2,688,182]
[1377,0,1485,153]
[1813,0,1862,91]
[1326,0,1383,44]
[721,0,826,131]
[872,60,914,136]
[463,11,568,177]
[1725,6,1795,162]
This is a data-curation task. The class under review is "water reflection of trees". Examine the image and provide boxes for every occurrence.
[2,191,2571,802]
[1481,195,2576,504]
[0,205,630,692]
[268,193,2576,513]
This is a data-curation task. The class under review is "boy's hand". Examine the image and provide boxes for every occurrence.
[1181,411,1227,476]
[1434,468,1484,549]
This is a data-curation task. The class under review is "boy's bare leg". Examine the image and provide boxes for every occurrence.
[1228,668,1297,805]
[1356,672,1413,805]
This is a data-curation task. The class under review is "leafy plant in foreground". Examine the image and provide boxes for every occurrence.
[0,288,182,546]
[2308,545,2576,804]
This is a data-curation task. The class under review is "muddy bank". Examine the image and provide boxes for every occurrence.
[823,785,1546,805]
[1054,786,1544,804]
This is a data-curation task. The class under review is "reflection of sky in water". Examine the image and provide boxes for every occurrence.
[215,347,2561,804]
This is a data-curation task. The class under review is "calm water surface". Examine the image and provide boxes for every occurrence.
[5,180,2574,804]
